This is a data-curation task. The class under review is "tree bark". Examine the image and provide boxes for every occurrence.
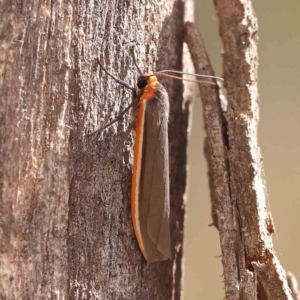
[185,0,293,299]
[0,1,190,299]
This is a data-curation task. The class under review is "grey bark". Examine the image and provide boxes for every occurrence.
[0,1,190,299]
[185,0,293,298]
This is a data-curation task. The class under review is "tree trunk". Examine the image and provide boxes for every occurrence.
[0,1,190,299]
[185,0,294,299]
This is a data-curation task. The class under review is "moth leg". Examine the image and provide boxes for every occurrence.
[102,121,134,165]
[89,122,135,182]
[88,99,139,137]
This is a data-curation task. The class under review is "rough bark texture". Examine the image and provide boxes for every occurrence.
[0,1,190,299]
[184,22,236,297]
[185,0,293,298]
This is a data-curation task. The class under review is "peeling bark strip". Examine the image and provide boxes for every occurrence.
[185,0,293,297]
[0,1,190,299]
[215,0,292,298]
[184,22,239,298]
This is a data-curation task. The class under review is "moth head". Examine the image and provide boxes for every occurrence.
[136,74,158,90]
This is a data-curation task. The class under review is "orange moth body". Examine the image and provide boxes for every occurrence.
[96,58,221,262]
[95,56,222,262]
[96,64,171,262]
[131,75,171,262]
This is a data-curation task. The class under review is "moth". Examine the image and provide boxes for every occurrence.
[93,55,221,262]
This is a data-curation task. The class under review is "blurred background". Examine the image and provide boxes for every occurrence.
[184,1,300,299]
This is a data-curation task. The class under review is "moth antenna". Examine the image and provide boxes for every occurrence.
[97,58,135,90]
[155,70,224,82]
[155,72,217,85]
[130,46,143,75]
